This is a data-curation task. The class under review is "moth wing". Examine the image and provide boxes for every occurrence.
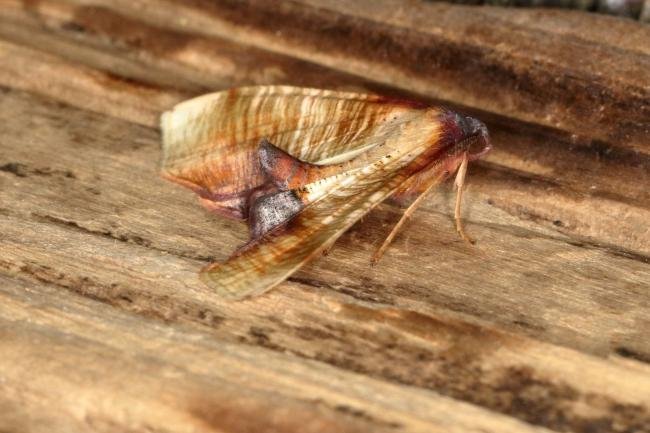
[200,169,410,299]
[161,85,421,217]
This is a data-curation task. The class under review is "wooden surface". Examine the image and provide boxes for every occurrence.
[1,1,649,432]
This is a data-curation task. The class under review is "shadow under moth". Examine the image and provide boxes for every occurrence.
[160,86,491,299]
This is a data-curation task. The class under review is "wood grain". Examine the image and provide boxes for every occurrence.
[0,0,649,432]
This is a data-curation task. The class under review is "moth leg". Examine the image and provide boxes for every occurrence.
[371,171,445,265]
[454,152,474,244]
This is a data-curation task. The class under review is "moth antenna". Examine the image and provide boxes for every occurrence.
[371,172,446,265]
[454,152,474,244]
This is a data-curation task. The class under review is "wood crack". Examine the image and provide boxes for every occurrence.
[31,213,215,263]
[0,259,227,329]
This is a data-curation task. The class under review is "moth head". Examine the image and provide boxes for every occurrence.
[440,111,492,161]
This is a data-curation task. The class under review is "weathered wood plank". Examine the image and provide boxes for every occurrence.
[1,84,650,432]
[50,0,650,153]
[1,1,649,431]
[2,276,561,433]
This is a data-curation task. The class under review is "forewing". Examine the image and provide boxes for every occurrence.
[200,168,411,299]
[160,86,422,207]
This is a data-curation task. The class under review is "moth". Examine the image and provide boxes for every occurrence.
[161,86,491,299]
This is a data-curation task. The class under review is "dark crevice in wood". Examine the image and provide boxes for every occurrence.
[0,161,77,179]
[614,347,650,365]
[0,162,28,177]
[561,239,650,264]
[288,276,395,305]
[329,404,402,430]
[0,259,227,330]
[614,346,650,364]
[604,248,650,264]
[476,160,649,211]
[482,111,650,167]
[486,213,650,265]
[31,213,216,263]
